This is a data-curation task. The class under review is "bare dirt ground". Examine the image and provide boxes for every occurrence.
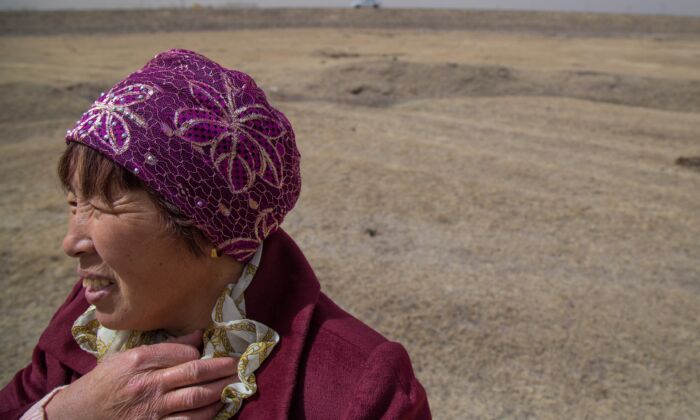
[1,9,699,419]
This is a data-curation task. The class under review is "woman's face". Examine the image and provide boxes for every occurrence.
[62,172,213,333]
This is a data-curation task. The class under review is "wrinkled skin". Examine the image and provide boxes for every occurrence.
[62,176,242,335]
[45,331,238,420]
[48,169,244,418]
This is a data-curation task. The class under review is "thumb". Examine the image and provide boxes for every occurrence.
[166,329,203,348]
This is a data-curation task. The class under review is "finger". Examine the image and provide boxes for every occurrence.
[160,375,236,415]
[158,357,237,391]
[163,402,223,420]
[129,342,200,370]
[135,329,202,369]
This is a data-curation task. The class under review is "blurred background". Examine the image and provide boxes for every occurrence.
[2,0,700,15]
[0,1,698,419]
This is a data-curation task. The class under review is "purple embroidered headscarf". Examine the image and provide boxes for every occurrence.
[65,49,301,262]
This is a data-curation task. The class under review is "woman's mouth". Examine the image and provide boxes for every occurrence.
[83,277,116,305]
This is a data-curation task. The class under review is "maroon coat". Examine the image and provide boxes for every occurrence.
[0,229,431,419]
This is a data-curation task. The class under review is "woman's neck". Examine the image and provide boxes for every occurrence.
[164,256,244,336]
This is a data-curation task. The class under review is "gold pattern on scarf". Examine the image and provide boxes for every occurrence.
[71,318,100,353]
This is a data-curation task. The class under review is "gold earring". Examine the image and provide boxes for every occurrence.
[210,248,219,258]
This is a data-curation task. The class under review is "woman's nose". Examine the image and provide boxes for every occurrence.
[62,217,94,258]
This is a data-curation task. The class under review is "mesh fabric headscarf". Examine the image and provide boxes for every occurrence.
[65,49,301,262]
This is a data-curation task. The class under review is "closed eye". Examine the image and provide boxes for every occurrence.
[87,200,117,214]
[66,192,77,207]
[65,197,109,213]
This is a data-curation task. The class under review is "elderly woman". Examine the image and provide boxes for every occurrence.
[0,49,430,419]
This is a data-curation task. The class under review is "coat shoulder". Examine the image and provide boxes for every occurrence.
[292,293,431,419]
[310,293,389,358]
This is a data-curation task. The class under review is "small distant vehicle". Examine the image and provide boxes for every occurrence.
[352,0,381,8]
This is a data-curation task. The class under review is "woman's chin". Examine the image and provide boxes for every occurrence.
[93,304,136,331]
[95,309,160,332]
[94,312,125,330]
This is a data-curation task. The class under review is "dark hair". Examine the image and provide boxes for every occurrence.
[57,142,206,257]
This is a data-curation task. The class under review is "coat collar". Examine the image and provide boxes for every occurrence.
[237,228,321,418]
[41,228,320,419]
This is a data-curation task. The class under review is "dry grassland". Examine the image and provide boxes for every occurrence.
[0,9,699,419]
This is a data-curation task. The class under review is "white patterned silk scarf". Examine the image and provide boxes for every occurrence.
[71,245,279,419]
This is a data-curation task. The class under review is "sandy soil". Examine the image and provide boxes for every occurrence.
[1,9,699,419]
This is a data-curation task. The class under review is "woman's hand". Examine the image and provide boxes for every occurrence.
[45,330,238,420]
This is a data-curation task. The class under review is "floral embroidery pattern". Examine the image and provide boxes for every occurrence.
[173,74,287,193]
[70,83,158,155]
